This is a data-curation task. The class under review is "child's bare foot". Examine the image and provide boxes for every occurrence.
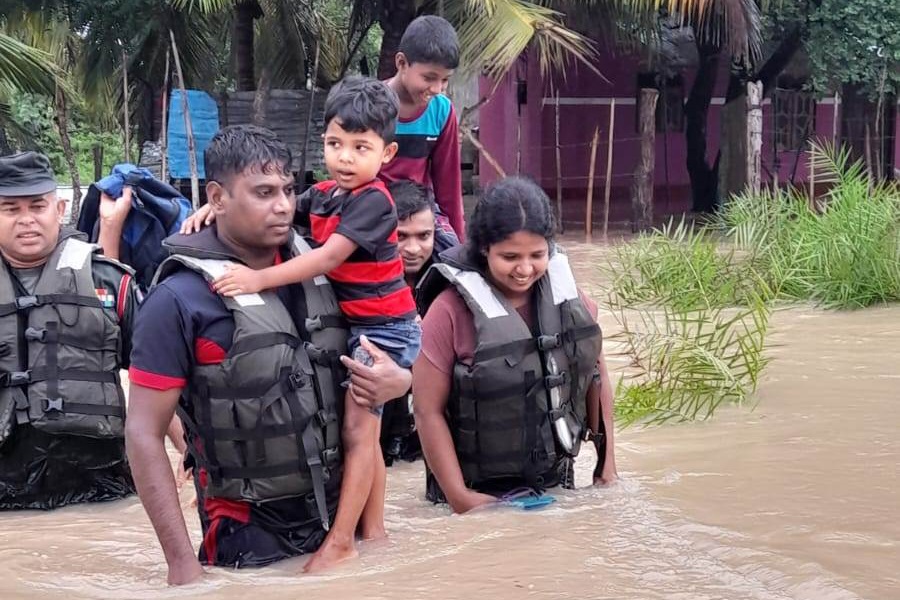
[359,523,387,542]
[303,537,358,573]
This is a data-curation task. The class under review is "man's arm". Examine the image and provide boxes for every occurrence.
[97,187,133,259]
[125,384,203,585]
[430,104,465,241]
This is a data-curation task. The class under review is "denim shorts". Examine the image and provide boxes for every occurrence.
[348,319,422,369]
[348,320,422,417]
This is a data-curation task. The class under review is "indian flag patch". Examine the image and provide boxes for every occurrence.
[95,288,115,308]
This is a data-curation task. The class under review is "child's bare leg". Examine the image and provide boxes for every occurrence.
[303,390,379,573]
[359,433,387,540]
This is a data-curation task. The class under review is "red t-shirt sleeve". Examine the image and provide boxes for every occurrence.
[431,104,465,241]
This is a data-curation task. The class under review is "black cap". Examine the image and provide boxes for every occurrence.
[0,152,57,197]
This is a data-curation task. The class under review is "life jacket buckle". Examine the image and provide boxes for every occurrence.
[288,371,309,390]
[42,397,64,413]
[545,372,569,388]
[321,447,340,468]
[305,316,324,333]
[314,409,332,428]
[536,334,561,351]
[15,295,40,310]
[304,342,325,361]
[24,327,47,342]
[1,370,31,387]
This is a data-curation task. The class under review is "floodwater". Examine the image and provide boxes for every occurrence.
[1,238,898,599]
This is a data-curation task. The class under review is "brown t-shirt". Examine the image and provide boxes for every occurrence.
[420,287,599,375]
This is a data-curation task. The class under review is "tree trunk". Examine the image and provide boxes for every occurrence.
[0,128,11,155]
[718,74,748,200]
[746,81,763,195]
[377,0,417,80]
[717,26,803,199]
[53,86,82,221]
[633,88,659,232]
[234,1,262,91]
[685,42,720,213]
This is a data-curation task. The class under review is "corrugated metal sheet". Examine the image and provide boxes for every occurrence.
[144,88,326,180]
[219,89,326,174]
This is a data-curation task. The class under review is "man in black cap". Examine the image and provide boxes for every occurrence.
[0,151,144,510]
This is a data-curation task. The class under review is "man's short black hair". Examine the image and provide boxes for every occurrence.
[389,181,436,221]
[324,76,399,144]
[398,15,460,70]
[204,125,292,185]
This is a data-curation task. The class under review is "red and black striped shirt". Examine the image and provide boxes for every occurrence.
[301,180,416,325]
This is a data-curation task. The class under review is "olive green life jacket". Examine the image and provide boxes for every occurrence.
[155,229,348,530]
[418,245,602,489]
[0,229,125,441]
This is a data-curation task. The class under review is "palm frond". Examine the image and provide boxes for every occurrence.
[169,0,234,12]
[448,0,602,81]
[0,32,59,96]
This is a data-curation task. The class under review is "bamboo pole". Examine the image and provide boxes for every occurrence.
[809,144,816,207]
[160,47,170,181]
[464,127,506,178]
[121,48,131,163]
[554,92,563,233]
[170,30,200,208]
[602,99,616,238]
[585,126,600,238]
[298,42,321,184]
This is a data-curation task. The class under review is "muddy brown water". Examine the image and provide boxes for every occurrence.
[1,238,897,599]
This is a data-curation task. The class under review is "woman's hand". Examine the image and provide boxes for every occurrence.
[449,489,497,514]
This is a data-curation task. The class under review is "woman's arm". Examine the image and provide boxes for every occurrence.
[413,354,494,513]
[591,350,618,485]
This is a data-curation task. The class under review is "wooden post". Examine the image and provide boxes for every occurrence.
[602,99,616,238]
[160,47,170,181]
[585,127,600,237]
[121,48,131,163]
[554,93,563,233]
[831,91,840,148]
[632,88,658,232]
[299,42,321,184]
[170,30,200,208]
[809,143,817,206]
[92,145,103,181]
[746,81,763,194]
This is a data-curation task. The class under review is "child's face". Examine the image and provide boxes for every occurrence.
[396,56,454,107]
[323,119,398,191]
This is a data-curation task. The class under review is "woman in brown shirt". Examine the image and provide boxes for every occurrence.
[413,177,617,514]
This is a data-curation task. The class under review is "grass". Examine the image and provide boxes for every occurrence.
[605,142,898,426]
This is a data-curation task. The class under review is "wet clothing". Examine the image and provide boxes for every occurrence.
[130,227,345,568]
[417,246,601,500]
[299,180,420,372]
[379,94,465,242]
[300,180,416,326]
[378,255,443,465]
[0,228,140,510]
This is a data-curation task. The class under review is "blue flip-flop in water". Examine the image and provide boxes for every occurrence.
[500,487,557,511]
